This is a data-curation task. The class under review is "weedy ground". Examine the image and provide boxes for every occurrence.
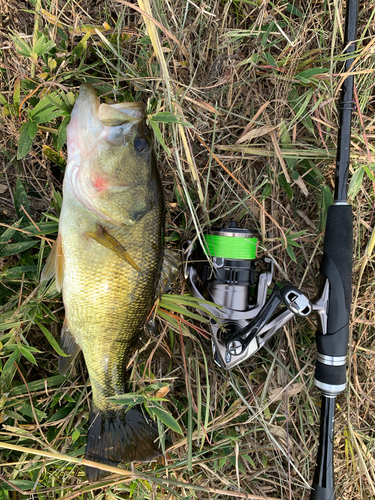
[0,0,375,498]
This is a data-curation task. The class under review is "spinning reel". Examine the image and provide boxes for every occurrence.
[183,222,315,370]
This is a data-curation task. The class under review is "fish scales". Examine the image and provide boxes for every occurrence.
[61,186,162,409]
[42,84,168,480]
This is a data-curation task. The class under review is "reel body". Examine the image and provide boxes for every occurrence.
[183,222,312,369]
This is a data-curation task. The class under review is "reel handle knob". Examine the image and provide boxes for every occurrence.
[277,282,312,317]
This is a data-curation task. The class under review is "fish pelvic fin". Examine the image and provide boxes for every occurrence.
[85,225,141,272]
[85,405,171,481]
[58,318,81,375]
[40,233,64,291]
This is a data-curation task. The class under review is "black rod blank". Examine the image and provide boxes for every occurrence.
[334,0,359,202]
[310,0,358,498]
[311,396,336,500]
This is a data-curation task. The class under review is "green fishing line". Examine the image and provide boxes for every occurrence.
[204,234,257,259]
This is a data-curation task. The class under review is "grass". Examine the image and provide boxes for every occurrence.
[1,0,375,498]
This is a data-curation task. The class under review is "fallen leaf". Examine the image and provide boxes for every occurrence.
[236,124,280,144]
[297,209,316,230]
[270,424,288,441]
[268,382,303,402]
[293,175,309,196]
[184,96,222,114]
[156,385,170,398]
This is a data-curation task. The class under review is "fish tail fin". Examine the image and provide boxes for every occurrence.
[85,406,170,481]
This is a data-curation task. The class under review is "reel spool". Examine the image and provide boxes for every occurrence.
[201,221,258,312]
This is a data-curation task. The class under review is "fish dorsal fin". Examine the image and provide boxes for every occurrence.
[156,248,180,297]
[144,249,180,333]
[58,318,82,375]
[40,233,64,292]
[85,225,141,272]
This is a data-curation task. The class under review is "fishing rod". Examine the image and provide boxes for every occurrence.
[309,0,358,497]
[182,0,358,496]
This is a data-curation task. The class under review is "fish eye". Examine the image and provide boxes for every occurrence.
[134,137,149,154]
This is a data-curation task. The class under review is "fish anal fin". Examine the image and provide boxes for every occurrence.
[85,405,171,481]
[41,233,64,292]
[58,318,81,375]
[85,225,141,272]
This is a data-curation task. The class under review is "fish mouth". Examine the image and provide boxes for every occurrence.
[67,84,100,160]
[75,83,101,121]
[75,83,144,126]
[67,84,144,158]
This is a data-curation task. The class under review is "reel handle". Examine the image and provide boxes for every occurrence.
[226,281,312,352]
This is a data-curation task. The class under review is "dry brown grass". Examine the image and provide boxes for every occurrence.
[0,0,375,498]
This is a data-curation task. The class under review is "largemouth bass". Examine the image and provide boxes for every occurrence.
[42,83,166,480]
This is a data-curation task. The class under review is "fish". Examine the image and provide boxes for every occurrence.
[42,83,168,481]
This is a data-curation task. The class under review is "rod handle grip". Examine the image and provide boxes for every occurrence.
[310,483,336,500]
[321,204,353,326]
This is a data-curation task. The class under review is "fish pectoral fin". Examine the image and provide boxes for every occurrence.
[85,225,141,272]
[40,233,64,292]
[58,318,82,375]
